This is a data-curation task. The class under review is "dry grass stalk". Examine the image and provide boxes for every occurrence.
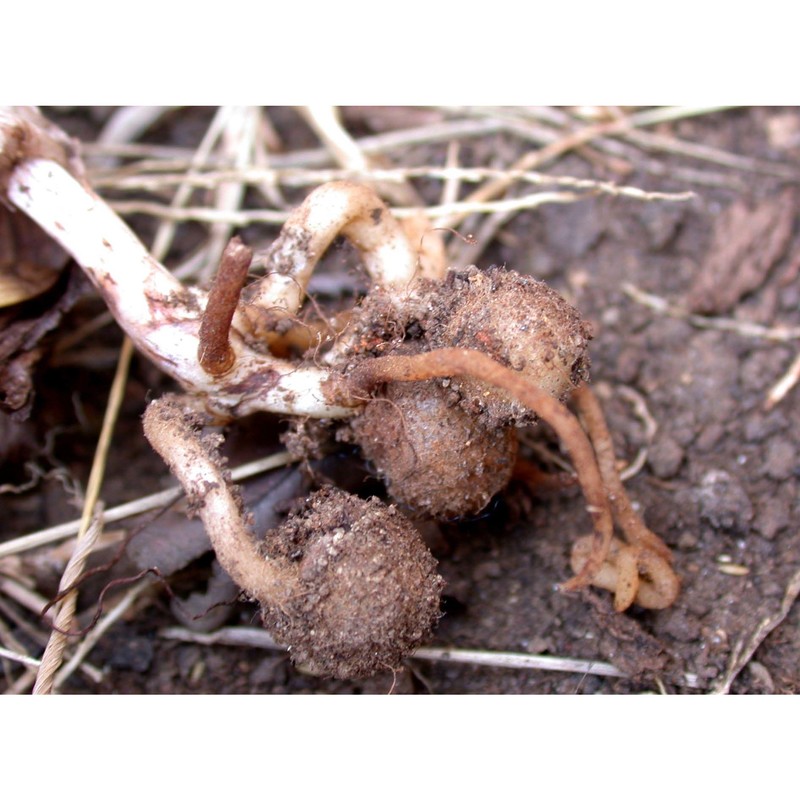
[622,283,800,342]
[0,451,296,560]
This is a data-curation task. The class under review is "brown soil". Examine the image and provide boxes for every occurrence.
[2,106,799,694]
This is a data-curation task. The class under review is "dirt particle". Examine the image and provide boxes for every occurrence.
[695,423,726,453]
[660,608,702,643]
[695,469,754,533]
[762,437,797,481]
[647,433,685,479]
[753,487,793,540]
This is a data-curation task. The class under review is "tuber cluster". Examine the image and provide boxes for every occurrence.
[0,108,680,683]
[345,265,591,519]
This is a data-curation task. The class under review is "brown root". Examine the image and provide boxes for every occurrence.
[571,536,680,611]
[568,383,679,610]
[571,383,673,561]
[339,347,615,592]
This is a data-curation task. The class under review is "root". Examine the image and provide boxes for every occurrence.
[570,383,679,610]
[571,536,679,611]
[342,347,615,592]
[343,348,680,610]
[571,384,673,561]
[142,395,282,605]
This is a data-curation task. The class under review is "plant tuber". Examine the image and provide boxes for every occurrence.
[425,265,592,426]
[143,395,442,679]
[344,263,591,519]
[350,371,518,519]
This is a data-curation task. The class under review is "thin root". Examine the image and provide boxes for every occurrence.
[570,383,679,610]
[342,348,614,593]
[572,383,672,561]
[570,536,680,611]
[344,351,679,611]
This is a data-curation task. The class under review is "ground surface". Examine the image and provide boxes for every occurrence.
[2,106,799,694]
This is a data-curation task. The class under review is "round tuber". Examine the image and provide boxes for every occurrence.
[143,396,442,679]
[260,486,443,678]
[350,376,518,519]
[425,265,592,427]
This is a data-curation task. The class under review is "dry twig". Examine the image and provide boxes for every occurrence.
[765,351,800,410]
[158,625,627,680]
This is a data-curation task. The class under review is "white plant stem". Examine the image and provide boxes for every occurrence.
[6,158,354,419]
[142,396,287,606]
[244,180,440,319]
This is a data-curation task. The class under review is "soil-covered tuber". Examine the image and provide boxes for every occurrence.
[260,486,443,678]
[350,376,518,519]
[143,396,442,679]
[343,264,591,520]
[425,266,592,427]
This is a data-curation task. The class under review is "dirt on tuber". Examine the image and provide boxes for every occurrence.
[425,266,592,426]
[260,486,443,679]
[350,369,518,519]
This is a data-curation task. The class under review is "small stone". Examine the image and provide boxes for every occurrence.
[763,438,797,481]
[754,493,791,540]
[695,469,754,533]
[648,434,685,479]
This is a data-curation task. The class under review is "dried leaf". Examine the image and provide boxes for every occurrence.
[0,205,70,307]
[125,469,308,576]
[687,189,796,314]
[0,107,91,417]
[0,265,88,417]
